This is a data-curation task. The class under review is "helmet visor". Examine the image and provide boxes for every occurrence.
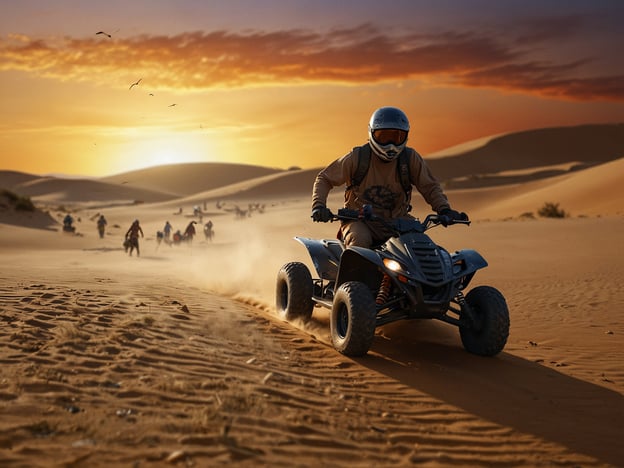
[372,128,408,146]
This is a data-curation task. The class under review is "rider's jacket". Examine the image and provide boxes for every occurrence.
[312,145,449,220]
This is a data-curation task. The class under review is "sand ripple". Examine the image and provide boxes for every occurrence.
[1,272,618,467]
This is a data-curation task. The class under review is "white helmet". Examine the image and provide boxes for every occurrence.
[368,106,410,161]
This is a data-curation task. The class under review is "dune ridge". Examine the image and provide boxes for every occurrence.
[425,123,624,182]
[100,162,285,198]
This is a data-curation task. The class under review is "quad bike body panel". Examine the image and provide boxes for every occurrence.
[295,237,344,280]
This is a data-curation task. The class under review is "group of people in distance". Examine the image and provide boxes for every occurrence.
[66,213,216,258]
[155,219,214,249]
[62,213,108,238]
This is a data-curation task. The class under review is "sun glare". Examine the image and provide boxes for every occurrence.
[150,148,183,167]
[125,135,216,173]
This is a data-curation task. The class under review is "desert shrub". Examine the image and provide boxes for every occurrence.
[519,212,535,219]
[15,197,35,211]
[1,189,18,202]
[538,202,567,218]
[1,189,35,211]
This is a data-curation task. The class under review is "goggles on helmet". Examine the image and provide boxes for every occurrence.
[372,128,408,146]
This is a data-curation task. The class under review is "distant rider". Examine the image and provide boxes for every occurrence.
[63,214,74,228]
[163,221,172,241]
[203,220,214,241]
[125,219,144,257]
[97,214,107,238]
[184,221,196,242]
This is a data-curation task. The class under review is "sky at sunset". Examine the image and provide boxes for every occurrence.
[1,0,623,177]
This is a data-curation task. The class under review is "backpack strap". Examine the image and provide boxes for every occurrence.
[346,144,371,191]
[397,148,412,196]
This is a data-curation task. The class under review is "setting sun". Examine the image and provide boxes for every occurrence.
[108,132,217,175]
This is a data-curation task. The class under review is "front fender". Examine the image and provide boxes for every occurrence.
[336,247,384,291]
[295,237,343,280]
[452,249,488,287]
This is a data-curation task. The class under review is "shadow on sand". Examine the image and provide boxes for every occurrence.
[358,320,623,466]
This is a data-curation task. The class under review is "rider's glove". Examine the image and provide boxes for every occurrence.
[311,206,333,223]
[438,207,469,226]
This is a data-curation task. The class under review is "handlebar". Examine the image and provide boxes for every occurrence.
[333,205,470,231]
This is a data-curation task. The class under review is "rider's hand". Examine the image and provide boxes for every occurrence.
[438,208,469,226]
[311,206,333,223]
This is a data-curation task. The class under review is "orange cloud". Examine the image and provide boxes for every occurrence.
[1,22,621,101]
[460,61,624,101]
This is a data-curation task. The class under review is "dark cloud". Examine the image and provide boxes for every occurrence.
[512,14,585,44]
[459,59,624,101]
[0,21,621,101]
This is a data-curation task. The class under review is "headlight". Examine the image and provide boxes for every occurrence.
[383,258,403,272]
[382,258,410,283]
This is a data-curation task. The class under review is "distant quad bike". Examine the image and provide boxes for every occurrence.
[203,224,214,241]
[276,206,510,357]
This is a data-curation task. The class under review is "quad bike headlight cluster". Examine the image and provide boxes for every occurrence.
[383,258,403,272]
[382,257,410,283]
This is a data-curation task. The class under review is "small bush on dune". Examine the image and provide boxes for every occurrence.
[1,189,18,203]
[15,197,35,211]
[1,189,35,212]
[538,202,567,218]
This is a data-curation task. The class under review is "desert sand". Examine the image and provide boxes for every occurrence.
[1,127,623,467]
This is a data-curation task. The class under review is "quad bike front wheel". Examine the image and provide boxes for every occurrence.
[275,262,314,322]
[460,286,510,356]
[331,281,377,357]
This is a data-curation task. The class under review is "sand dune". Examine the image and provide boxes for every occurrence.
[466,157,624,218]
[101,162,285,198]
[425,123,624,181]
[0,170,43,188]
[150,168,321,211]
[14,176,175,205]
[1,124,623,466]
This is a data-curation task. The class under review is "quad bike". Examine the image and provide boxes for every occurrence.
[276,206,510,357]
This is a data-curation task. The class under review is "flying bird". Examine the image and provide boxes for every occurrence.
[129,78,142,90]
[168,103,177,107]
[96,31,112,38]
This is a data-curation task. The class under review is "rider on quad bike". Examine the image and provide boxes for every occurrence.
[311,106,468,246]
[275,107,509,357]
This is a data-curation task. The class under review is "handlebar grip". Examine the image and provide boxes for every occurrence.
[336,206,375,220]
[337,208,361,219]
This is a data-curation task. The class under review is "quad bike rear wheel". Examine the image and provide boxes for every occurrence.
[276,262,314,322]
[331,281,377,357]
[460,286,510,356]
